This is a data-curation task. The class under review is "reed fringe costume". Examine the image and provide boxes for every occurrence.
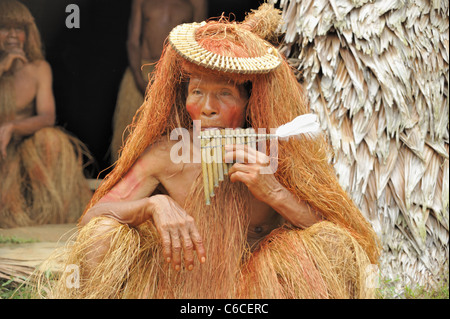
[0,0,92,227]
[0,125,92,227]
[45,4,380,299]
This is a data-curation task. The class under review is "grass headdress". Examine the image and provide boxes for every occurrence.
[0,0,43,61]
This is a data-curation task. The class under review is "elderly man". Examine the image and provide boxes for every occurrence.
[49,4,380,299]
[0,0,91,227]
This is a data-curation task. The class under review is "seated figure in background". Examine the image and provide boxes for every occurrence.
[0,0,92,228]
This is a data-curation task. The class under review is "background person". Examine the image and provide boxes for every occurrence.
[0,0,92,228]
[110,0,207,163]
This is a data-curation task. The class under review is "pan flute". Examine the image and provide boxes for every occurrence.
[198,114,321,204]
[199,128,275,205]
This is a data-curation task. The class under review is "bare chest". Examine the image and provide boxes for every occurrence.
[139,1,194,58]
[157,161,202,206]
[142,0,194,22]
[12,66,38,114]
[158,161,282,245]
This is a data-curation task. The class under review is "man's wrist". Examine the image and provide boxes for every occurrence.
[266,186,292,217]
[146,196,157,218]
[269,188,320,228]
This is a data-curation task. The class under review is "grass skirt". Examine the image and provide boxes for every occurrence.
[45,218,375,299]
[0,127,92,228]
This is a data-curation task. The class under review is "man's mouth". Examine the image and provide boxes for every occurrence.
[4,42,21,49]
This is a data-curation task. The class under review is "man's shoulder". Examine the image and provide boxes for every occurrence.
[141,0,161,10]
[26,59,51,77]
[146,134,180,152]
[138,135,179,168]
[28,59,49,68]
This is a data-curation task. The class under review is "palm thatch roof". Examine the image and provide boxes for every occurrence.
[270,0,448,293]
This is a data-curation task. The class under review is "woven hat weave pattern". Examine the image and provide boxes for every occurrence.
[168,22,282,74]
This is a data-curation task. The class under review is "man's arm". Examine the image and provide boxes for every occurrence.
[265,186,323,228]
[226,144,323,228]
[10,60,55,136]
[0,60,55,158]
[80,148,161,226]
[0,51,27,77]
[80,145,206,270]
[126,0,147,94]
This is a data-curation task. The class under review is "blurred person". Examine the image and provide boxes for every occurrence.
[110,0,207,162]
[0,0,92,228]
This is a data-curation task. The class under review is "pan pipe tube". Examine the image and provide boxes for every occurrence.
[200,132,211,205]
[200,128,260,205]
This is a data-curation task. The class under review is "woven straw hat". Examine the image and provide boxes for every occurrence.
[168,21,282,74]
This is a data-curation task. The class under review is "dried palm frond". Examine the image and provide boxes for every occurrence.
[271,0,449,293]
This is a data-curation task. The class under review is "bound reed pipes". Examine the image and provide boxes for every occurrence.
[198,114,322,205]
[200,128,260,205]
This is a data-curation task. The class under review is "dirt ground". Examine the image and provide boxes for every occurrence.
[0,179,99,281]
[0,223,77,273]
[0,223,77,243]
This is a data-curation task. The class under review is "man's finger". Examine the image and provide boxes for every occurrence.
[224,145,267,164]
[170,230,182,271]
[228,170,251,185]
[225,147,249,164]
[180,228,195,271]
[189,226,206,264]
[160,231,172,264]
[228,163,253,175]
[18,55,28,63]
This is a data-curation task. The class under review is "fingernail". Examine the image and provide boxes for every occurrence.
[188,264,193,271]
[201,257,206,263]
[175,265,180,271]
[166,257,171,263]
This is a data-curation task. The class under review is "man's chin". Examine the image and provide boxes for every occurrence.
[3,45,25,54]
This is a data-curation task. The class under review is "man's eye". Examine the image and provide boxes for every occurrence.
[192,89,202,95]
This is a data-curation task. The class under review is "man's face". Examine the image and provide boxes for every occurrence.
[186,76,249,130]
[0,25,26,53]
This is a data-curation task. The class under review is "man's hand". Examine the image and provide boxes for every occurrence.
[0,49,28,74]
[225,144,324,228]
[225,144,285,204]
[150,194,206,271]
[0,122,14,159]
[82,193,207,272]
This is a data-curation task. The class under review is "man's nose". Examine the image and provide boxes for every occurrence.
[7,28,18,37]
[201,94,219,117]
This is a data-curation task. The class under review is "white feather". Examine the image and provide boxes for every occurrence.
[275,113,322,139]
